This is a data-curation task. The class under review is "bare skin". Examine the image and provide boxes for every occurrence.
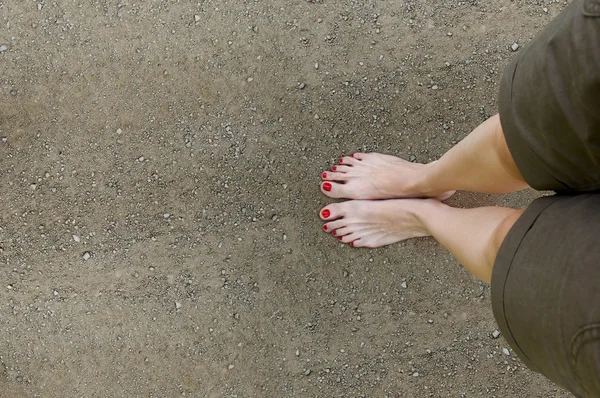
[320,153,455,200]
[320,199,524,283]
[319,114,530,283]
[321,114,529,199]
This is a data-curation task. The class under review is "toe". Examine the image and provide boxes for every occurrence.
[332,165,351,173]
[323,219,347,233]
[350,237,364,247]
[351,152,367,160]
[334,225,355,237]
[339,156,359,166]
[319,204,345,221]
[339,232,357,244]
[321,181,354,198]
[322,171,349,181]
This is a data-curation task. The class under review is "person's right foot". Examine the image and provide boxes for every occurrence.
[320,152,454,200]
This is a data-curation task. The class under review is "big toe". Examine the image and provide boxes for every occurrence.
[321,181,355,199]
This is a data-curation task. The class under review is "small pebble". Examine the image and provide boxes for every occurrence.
[304,369,312,376]
[314,62,319,69]
[116,128,122,134]
[194,15,201,22]
[163,213,170,218]
[175,301,182,309]
[82,252,91,261]
[492,330,501,339]
[431,85,439,90]
[401,281,408,289]
[247,77,253,82]
[0,45,8,52]
[228,364,234,370]
[298,83,306,90]
[502,348,511,356]
[511,43,520,52]
[73,235,80,243]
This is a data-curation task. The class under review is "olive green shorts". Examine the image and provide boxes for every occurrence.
[493,0,600,396]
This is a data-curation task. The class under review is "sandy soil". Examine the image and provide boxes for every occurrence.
[0,0,572,397]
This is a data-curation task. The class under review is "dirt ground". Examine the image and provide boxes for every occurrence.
[0,0,574,397]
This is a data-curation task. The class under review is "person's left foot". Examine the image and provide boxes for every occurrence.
[319,199,433,248]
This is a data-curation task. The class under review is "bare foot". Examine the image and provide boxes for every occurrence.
[320,152,454,200]
[319,199,435,248]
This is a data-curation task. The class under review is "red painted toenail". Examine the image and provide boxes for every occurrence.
[350,241,354,247]
[338,237,343,240]
[323,182,332,192]
[339,158,343,163]
[332,166,337,171]
[323,225,328,231]
[332,230,337,236]
[322,172,327,179]
[321,209,330,218]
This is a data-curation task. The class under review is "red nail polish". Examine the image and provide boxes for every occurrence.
[321,209,330,218]
[339,158,343,163]
[338,236,343,241]
[323,225,328,231]
[332,166,337,171]
[322,172,327,179]
[323,182,332,192]
[332,230,336,236]
[350,241,354,247]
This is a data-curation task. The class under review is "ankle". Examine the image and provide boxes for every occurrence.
[413,199,449,236]
[411,198,444,236]
[415,161,445,197]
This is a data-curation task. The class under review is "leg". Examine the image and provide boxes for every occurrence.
[320,199,523,283]
[321,114,529,199]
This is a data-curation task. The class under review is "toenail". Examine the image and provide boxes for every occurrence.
[323,182,332,192]
[332,166,337,171]
[321,209,330,218]
[332,230,336,236]
[350,241,354,247]
[323,225,328,231]
[322,172,327,179]
[338,236,343,240]
[339,158,343,163]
